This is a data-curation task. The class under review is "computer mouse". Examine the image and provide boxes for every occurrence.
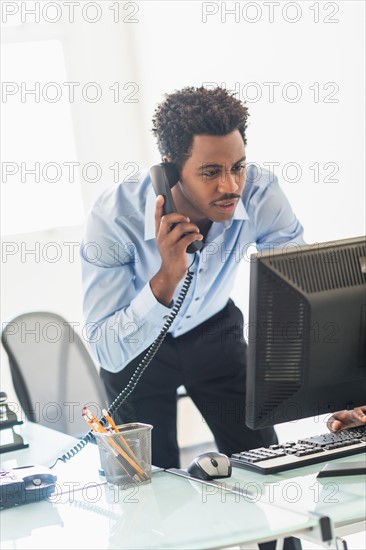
[187,452,232,480]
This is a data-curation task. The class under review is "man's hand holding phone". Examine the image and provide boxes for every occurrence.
[150,195,203,307]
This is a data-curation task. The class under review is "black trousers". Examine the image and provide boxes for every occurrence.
[100,299,277,469]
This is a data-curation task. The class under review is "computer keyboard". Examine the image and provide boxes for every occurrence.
[230,425,366,474]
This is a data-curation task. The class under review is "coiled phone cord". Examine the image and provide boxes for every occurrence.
[50,259,196,468]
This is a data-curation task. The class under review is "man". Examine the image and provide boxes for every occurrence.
[81,86,305,469]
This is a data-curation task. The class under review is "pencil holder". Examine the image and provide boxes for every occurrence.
[94,423,153,487]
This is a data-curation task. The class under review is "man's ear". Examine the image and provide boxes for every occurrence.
[162,156,171,163]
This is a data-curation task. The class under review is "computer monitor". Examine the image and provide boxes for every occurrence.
[246,236,366,429]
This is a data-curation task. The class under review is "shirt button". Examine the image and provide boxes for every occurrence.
[198,268,204,274]
[163,315,169,320]
[186,315,191,319]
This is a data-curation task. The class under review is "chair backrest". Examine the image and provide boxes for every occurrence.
[1,312,108,437]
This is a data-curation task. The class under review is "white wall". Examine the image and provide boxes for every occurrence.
[2,1,365,440]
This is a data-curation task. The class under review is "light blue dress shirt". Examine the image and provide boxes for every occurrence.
[81,165,305,373]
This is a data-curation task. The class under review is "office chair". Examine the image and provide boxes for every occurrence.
[1,312,108,437]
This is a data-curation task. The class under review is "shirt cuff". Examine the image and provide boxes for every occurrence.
[130,282,173,326]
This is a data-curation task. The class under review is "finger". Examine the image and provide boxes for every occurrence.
[158,219,196,243]
[160,213,191,229]
[338,408,365,425]
[177,232,204,250]
[155,198,190,235]
[328,419,342,432]
[326,411,349,432]
[159,227,202,253]
[353,407,366,422]
[154,195,165,233]
[169,222,200,238]
[327,415,336,431]
[170,234,203,256]
[327,407,366,433]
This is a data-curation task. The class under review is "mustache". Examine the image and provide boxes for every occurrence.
[210,194,241,205]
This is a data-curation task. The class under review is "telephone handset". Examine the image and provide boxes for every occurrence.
[150,163,203,254]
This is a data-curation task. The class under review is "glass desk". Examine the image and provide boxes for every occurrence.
[1,422,365,549]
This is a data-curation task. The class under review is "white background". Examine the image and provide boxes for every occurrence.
[1,2,365,514]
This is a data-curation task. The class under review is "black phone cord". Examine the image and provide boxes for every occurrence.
[50,260,195,467]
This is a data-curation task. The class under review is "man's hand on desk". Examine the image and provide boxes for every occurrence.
[327,406,366,432]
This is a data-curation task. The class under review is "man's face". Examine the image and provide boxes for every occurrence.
[172,130,246,224]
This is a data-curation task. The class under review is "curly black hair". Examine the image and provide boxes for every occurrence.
[151,86,249,170]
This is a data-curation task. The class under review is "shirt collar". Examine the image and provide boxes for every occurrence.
[144,185,249,241]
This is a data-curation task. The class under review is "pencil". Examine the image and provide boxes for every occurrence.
[102,409,142,464]
[102,409,119,432]
[83,408,147,480]
[82,411,142,481]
